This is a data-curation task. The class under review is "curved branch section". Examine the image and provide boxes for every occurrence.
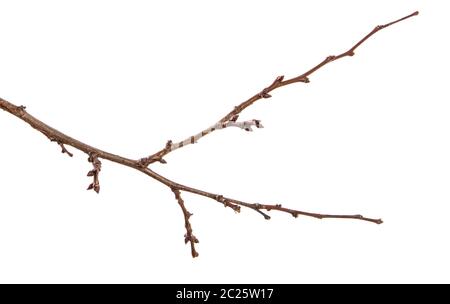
[0,11,418,258]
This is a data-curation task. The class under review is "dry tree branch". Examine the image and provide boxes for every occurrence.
[140,11,419,166]
[0,11,418,258]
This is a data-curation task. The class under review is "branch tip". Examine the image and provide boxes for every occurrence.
[57,142,73,157]
[263,214,271,220]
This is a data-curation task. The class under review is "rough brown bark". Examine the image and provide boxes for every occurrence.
[0,11,418,258]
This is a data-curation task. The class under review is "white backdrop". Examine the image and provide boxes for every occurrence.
[0,0,447,283]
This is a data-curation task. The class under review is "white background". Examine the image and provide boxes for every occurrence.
[0,0,448,283]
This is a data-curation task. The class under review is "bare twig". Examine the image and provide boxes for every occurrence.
[172,185,381,223]
[87,152,102,193]
[141,11,419,165]
[0,11,418,258]
[57,142,74,157]
[171,188,199,258]
[139,119,264,166]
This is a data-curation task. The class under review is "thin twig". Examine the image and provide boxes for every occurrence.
[171,188,199,258]
[0,11,418,258]
[174,184,381,224]
[86,152,102,193]
[141,11,419,165]
[57,142,73,157]
[139,119,263,166]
